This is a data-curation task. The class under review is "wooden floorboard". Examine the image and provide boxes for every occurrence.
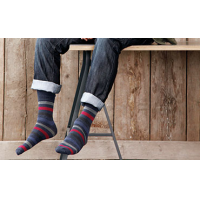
[1,140,200,160]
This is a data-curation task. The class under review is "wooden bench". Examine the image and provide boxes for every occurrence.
[59,41,200,160]
[2,40,200,160]
[69,41,200,51]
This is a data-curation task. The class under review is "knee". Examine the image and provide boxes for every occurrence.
[35,38,54,54]
[96,38,113,47]
[95,38,121,53]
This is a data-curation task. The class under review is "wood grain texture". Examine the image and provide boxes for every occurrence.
[4,38,26,141]
[175,38,186,43]
[1,140,200,160]
[78,51,114,137]
[187,51,200,141]
[69,41,200,51]
[114,51,150,140]
[25,38,37,138]
[187,38,200,42]
[0,38,4,141]
[53,51,79,140]
[151,51,186,141]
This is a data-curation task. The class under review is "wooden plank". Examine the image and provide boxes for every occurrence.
[117,140,200,160]
[187,51,200,141]
[0,38,4,141]
[78,51,114,137]
[25,38,37,138]
[4,38,26,141]
[187,38,200,42]
[53,51,79,140]
[151,51,186,141]
[69,41,200,51]
[1,140,200,160]
[175,38,186,44]
[115,51,150,140]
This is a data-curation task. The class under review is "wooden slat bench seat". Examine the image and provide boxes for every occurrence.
[69,41,200,51]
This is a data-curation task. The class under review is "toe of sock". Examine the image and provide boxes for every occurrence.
[16,148,24,155]
[55,145,72,155]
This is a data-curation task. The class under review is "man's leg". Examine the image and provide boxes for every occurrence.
[56,38,154,155]
[16,38,91,155]
[82,38,154,108]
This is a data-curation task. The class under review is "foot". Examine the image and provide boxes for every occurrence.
[56,103,98,155]
[16,90,57,155]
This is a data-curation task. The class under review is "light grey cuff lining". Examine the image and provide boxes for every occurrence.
[31,79,62,94]
[81,92,104,111]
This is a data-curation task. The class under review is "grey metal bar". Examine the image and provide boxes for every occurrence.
[70,51,91,127]
[67,52,86,127]
[60,50,122,160]
[60,51,91,160]
[103,106,122,160]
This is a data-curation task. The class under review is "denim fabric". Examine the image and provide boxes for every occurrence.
[31,38,154,110]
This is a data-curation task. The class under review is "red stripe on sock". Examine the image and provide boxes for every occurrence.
[19,145,27,151]
[38,107,53,112]
[59,145,74,154]
[71,129,85,144]
[34,127,49,139]
[81,111,94,121]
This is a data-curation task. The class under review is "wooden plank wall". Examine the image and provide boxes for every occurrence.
[4,39,26,141]
[151,51,186,141]
[0,38,199,144]
[187,38,200,141]
[25,38,37,139]
[115,51,150,140]
[0,39,4,141]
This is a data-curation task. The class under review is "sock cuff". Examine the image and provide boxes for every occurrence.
[37,90,56,103]
[83,103,99,113]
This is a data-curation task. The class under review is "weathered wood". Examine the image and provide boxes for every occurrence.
[78,51,114,137]
[187,38,200,42]
[53,51,79,140]
[1,140,200,160]
[115,51,150,140]
[4,38,26,141]
[69,41,200,51]
[0,38,4,141]
[25,38,37,138]
[187,51,200,141]
[175,38,186,43]
[117,140,200,160]
[151,51,186,141]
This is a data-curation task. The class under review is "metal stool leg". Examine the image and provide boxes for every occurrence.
[60,50,122,160]
[103,106,122,160]
[60,51,91,160]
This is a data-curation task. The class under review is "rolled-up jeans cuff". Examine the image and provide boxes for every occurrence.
[31,79,62,94]
[81,92,105,111]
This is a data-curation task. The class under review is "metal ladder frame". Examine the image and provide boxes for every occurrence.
[60,51,122,160]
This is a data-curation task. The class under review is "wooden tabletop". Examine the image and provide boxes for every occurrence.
[69,41,200,51]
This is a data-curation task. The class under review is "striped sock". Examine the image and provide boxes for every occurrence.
[16,90,57,155]
[56,103,98,155]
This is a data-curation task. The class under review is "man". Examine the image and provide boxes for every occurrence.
[16,38,177,155]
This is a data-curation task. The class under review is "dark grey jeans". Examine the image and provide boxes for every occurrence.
[31,38,154,111]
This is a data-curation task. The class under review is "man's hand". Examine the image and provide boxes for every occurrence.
[81,38,93,41]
